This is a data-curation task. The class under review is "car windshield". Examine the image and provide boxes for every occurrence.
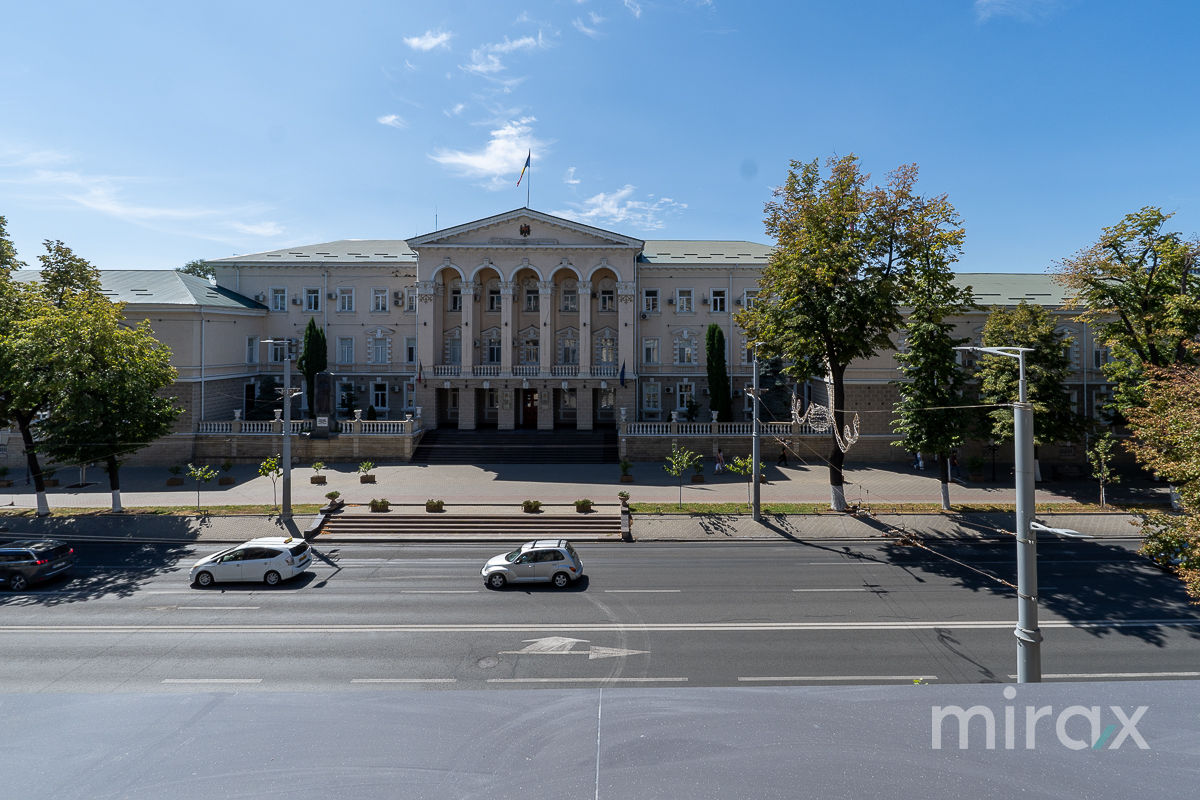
[503,549,523,563]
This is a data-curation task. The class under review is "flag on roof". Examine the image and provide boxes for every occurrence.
[516,150,530,186]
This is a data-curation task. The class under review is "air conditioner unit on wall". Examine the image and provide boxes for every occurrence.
[393,291,403,300]
[667,298,675,305]
[253,293,265,302]
[292,297,301,305]
[394,298,403,306]
[327,292,336,300]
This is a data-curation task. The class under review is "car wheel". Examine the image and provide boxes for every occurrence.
[551,572,570,589]
[9,574,29,592]
[194,571,214,588]
[264,570,282,586]
[486,573,507,590]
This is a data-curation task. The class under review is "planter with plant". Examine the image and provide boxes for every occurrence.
[166,465,184,486]
[218,459,235,486]
[43,469,60,487]
[617,490,630,508]
[310,461,327,485]
[321,490,344,513]
[619,460,634,483]
[368,498,391,512]
[690,459,705,483]
[522,499,542,514]
[967,455,985,482]
[574,498,593,514]
[425,499,444,513]
[358,461,376,483]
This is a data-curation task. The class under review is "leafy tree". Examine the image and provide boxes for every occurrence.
[39,239,102,307]
[975,301,1084,447]
[663,444,701,507]
[1055,207,1200,414]
[187,463,217,512]
[891,253,976,509]
[1124,351,1200,600]
[32,294,182,512]
[297,318,327,418]
[0,216,25,276]
[1086,431,1120,509]
[259,455,282,511]
[738,155,965,510]
[177,259,215,281]
[724,454,764,508]
[705,324,732,421]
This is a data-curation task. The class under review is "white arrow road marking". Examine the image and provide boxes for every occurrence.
[498,636,648,659]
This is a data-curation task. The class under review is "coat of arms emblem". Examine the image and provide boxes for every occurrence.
[519,224,531,237]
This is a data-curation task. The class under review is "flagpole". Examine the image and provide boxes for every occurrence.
[526,157,531,208]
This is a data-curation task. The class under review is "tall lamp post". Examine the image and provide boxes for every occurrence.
[751,346,761,522]
[263,338,300,523]
[957,345,1040,683]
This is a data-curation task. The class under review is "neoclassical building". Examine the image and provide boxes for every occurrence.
[1,208,1112,469]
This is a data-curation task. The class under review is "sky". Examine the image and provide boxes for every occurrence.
[2,0,1198,274]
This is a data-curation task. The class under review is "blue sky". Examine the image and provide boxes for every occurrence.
[2,0,1197,273]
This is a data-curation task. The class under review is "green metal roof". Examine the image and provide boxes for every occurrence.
[13,270,265,310]
[208,239,417,265]
[638,240,774,266]
[952,273,1069,307]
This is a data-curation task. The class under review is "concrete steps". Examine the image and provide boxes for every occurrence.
[320,512,623,541]
[411,429,618,464]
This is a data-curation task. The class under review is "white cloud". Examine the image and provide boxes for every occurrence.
[444,103,466,117]
[231,221,285,237]
[0,146,72,169]
[429,117,547,189]
[625,0,643,18]
[974,0,1059,21]
[573,14,604,37]
[462,32,547,75]
[564,167,581,185]
[404,30,453,51]
[377,114,408,129]
[552,185,687,231]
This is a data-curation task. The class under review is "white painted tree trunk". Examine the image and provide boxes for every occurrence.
[830,484,847,512]
[35,491,49,517]
[111,490,124,513]
[940,481,950,511]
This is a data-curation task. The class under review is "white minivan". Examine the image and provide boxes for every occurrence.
[190,537,312,587]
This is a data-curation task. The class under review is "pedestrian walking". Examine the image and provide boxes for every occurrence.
[715,449,725,474]
[777,447,788,467]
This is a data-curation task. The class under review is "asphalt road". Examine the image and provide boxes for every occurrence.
[3,537,1199,692]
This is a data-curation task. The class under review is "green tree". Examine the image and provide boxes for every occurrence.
[975,301,1084,447]
[0,216,25,277]
[663,444,701,507]
[297,318,327,419]
[724,454,764,508]
[1055,207,1200,415]
[177,259,215,281]
[1124,351,1200,600]
[259,455,282,511]
[187,463,218,512]
[1086,431,1120,509]
[705,324,732,421]
[738,155,965,510]
[33,294,182,512]
[39,239,102,308]
[891,252,976,509]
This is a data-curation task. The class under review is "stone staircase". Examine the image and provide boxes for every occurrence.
[319,512,623,541]
[411,428,618,464]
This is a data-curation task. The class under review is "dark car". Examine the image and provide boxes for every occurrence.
[0,539,76,591]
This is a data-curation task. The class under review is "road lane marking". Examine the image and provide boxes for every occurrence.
[6,619,1199,634]
[603,589,681,593]
[175,606,260,610]
[350,678,457,684]
[398,590,478,594]
[1007,671,1200,680]
[484,681,691,686]
[739,675,938,682]
[792,588,875,592]
[161,678,262,684]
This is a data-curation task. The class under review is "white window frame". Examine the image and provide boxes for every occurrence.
[404,337,417,365]
[371,382,388,411]
[710,289,726,313]
[269,341,286,363]
[245,336,258,364]
[304,287,321,312]
[561,286,578,313]
[674,331,696,365]
[337,337,354,365]
[676,288,693,313]
[599,288,615,312]
[676,382,694,410]
[371,288,388,312]
[743,289,759,310]
[269,287,287,312]
[643,382,661,412]
[643,289,659,313]
[524,287,539,312]
[404,380,416,409]
[405,288,417,312]
[558,327,580,365]
[487,288,502,312]
[450,287,462,312]
[369,336,389,365]
[338,287,354,313]
[643,338,660,365]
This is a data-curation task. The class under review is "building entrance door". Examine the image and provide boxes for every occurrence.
[517,389,539,429]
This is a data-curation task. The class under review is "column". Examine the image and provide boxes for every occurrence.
[538,280,554,376]
[460,280,478,373]
[458,386,477,430]
[498,388,516,430]
[500,281,515,375]
[415,279,439,427]
[577,386,594,431]
[538,384,555,430]
[616,279,636,377]
[578,280,592,376]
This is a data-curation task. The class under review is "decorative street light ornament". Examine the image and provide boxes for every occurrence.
[791,396,861,453]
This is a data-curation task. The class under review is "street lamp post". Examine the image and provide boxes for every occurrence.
[751,347,761,522]
[263,339,299,523]
[957,345,1040,683]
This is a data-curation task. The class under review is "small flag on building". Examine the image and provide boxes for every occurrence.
[516,150,530,186]
[619,361,626,388]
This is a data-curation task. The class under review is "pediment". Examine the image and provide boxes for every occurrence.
[407,208,644,250]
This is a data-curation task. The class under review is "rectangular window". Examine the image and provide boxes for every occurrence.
[405,288,417,312]
[488,289,502,312]
[270,288,287,312]
[370,337,388,365]
[269,341,286,363]
[372,288,388,312]
[676,339,695,365]
[485,337,502,364]
[444,336,461,365]
[599,289,615,312]
[338,287,354,312]
[710,289,726,313]
[643,289,659,313]
[524,288,539,312]
[743,289,759,309]
[677,383,694,409]
[596,336,617,365]
[404,337,417,364]
[520,337,538,365]
[561,287,578,312]
[245,337,258,364]
[337,337,354,365]
[559,334,579,365]
[404,380,416,409]
[450,288,462,312]
[486,388,499,409]
[643,338,659,364]
[372,383,388,410]
[676,289,693,313]
[304,288,321,312]
[643,383,661,411]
